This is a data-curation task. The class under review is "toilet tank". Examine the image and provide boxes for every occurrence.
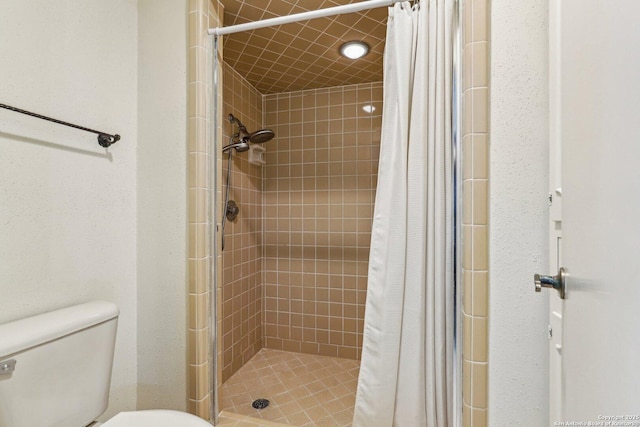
[0,301,119,427]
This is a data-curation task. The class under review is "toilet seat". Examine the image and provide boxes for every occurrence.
[101,409,211,427]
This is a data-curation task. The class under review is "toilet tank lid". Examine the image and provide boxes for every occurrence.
[0,301,119,359]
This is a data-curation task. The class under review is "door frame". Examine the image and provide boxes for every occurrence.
[548,0,564,424]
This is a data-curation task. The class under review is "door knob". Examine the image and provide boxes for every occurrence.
[534,267,566,299]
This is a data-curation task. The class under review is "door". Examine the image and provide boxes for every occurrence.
[557,0,640,422]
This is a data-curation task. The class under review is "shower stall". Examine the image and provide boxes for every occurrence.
[204,1,464,425]
[214,65,385,426]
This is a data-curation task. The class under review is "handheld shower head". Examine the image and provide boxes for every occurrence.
[222,133,250,153]
[223,141,250,152]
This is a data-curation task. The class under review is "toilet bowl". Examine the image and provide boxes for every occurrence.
[0,301,211,427]
[100,409,212,426]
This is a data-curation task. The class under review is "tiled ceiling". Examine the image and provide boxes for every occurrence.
[219,0,388,94]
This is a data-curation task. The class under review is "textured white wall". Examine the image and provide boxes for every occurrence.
[0,0,138,418]
[136,0,188,411]
[1,0,190,418]
[489,0,550,425]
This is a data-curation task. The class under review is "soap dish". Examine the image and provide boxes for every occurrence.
[248,145,266,165]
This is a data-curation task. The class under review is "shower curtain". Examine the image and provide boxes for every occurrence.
[353,1,454,426]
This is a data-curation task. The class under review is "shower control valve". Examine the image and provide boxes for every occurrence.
[226,200,239,221]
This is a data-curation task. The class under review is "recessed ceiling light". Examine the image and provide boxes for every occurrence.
[340,41,370,59]
[362,104,376,114]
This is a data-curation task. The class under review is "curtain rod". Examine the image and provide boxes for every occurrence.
[208,0,406,37]
[0,103,120,148]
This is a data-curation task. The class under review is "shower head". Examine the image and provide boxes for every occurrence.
[248,128,275,144]
[226,113,275,150]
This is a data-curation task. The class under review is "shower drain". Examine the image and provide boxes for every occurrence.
[252,398,270,409]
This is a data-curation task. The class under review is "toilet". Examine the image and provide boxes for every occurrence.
[0,301,211,427]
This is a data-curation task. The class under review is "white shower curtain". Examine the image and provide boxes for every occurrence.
[353,1,454,426]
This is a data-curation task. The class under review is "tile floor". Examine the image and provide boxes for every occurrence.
[219,349,360,426]
[218,411,293,426]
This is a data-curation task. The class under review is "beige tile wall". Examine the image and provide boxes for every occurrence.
[187,0,224,420]
[220,63,264,383]
[262,82,382,359]
[462,0,489,426]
